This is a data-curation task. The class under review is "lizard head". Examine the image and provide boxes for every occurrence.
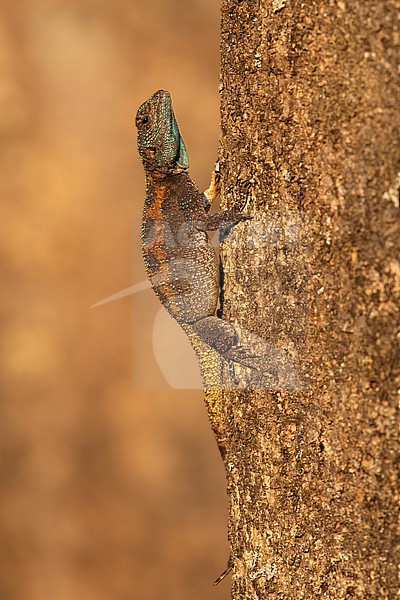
[136,89,189,175]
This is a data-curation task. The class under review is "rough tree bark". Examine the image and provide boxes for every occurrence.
[213,1,400,598]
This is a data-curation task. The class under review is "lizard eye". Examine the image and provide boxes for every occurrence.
[135,115,150,128]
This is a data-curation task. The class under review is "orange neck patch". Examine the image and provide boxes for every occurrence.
[144,177,169,261]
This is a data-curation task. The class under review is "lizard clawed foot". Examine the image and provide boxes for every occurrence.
[202,160,221,207]
[235,212,253,221]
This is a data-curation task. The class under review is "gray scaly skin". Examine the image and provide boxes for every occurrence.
[136,89,265,377]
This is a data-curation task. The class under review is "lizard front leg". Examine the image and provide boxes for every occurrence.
[200,163,252,230]
[196,210,252,231]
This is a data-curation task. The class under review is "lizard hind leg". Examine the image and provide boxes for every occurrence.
[191,315,238,356]
[190,316,277,383]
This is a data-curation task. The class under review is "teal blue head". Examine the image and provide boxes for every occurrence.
[135,90,189,175]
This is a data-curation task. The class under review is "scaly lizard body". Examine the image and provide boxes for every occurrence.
[136,90,258,377]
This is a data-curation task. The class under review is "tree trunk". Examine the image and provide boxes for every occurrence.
[211,1,400,597]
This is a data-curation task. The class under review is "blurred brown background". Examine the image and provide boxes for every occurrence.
[0,1,229,598]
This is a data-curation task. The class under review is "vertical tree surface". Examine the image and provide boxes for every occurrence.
[213,1,400,597]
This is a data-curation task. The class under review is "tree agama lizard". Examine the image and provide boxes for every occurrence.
[136,89,270,383]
